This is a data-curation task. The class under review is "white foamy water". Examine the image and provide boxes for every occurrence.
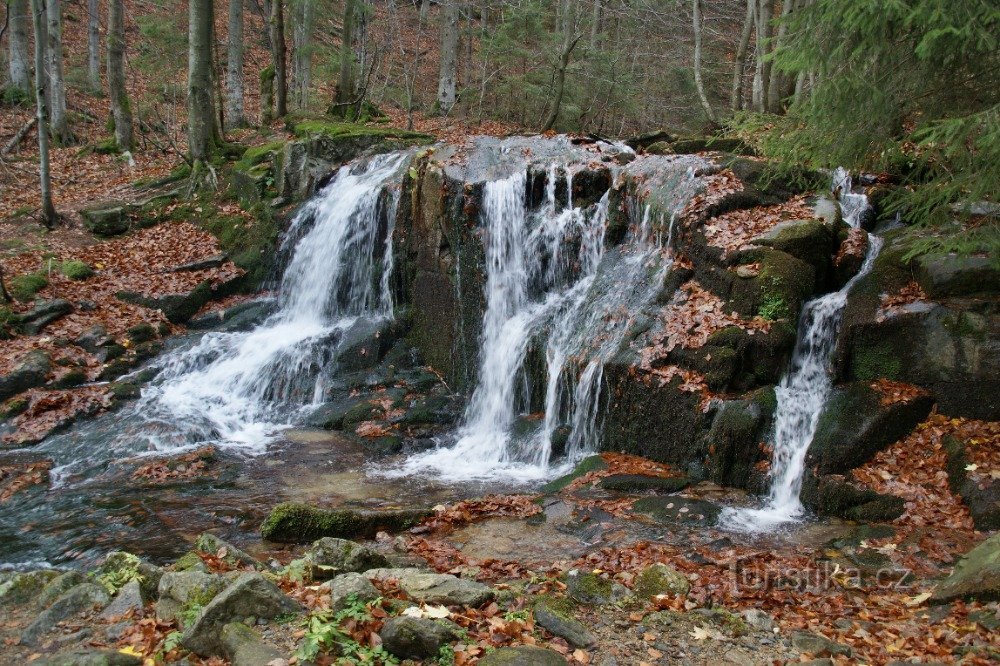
[48,154,407,479]
[721,169,882,531]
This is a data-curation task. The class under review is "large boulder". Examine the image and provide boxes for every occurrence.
[753,218,837,287]
[931,534,1000,603]
[21,583,110,645]
[181,573,302,656]
[99,579,144,620]
[806,382,934,474]
[0,569,59,606]
[194,532,264,570]
[365,568,493,606]
[260,502,430,543]
[0,350,51,401]
[379,616,461,660]
[944,436,1000,531]
[913,254,1000,299]
[96,551,163,601]
[34,570,85,609]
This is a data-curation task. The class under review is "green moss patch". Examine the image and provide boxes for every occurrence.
[540,455,609,494]
[9,271,48,301]
[61,260,95,280]
[261,502,431,543]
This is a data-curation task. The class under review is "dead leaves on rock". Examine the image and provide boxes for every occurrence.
[0,459,52,502]
[698,194,817,258]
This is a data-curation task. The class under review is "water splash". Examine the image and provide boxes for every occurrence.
[721,169,882,531]
[46,153,407,483]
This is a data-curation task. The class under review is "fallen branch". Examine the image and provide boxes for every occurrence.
[2,117,37,157]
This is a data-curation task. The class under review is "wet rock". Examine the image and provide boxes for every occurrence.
[260,502,430,543]
[35,570,85,609]
[116,280,214,324]
[81,202,129,236]
[541,455,608,494]
[931,534,1000,603]
[913,254,1000,299]
[477,645,567,665]
[220,622,285,666]
[194,532,264,571]
[598,474,689,493]
[365,568,494,606]
[633,563,690,599]
[325,572,380,611]
[0,350,51,401]
[187,299,275,332]
[791,631,852,658]
[703,388,777,488]
[565,571,632,606]
[99,579,144,620]
[632,496,722,526]
[20,299,73,335]
[305,398,366,429]
[304,537,389,579]
[754,219,837,285]
[534,596,596,648]
[96,551,163,601]
[171,254,227,273]
[944,436,1000,531]
[0,569,59,606]
[801,474,905,522]
[806,382,933,474]
[379,616,461,659]
[21,582,110,645]
[181,572,302,656]
[34,649,141,666]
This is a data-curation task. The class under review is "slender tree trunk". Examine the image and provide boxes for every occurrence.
[589,0,601,52]
[692,0,716,124]
[419,0,429,23]
[188,0,215,165]
[107,0,131,149]
[45,0,70,143]
[767,0,794,111]
[87,0,100,91]
[30,0,56,226]
[269,0,286,117]
[226,0,246,126]
[752,0,773,112]
[335,0,356,110]
[291,0,313,109]
[731,0,753,111]
[436,0,459,115]
[542,32,581,131]
[7,0,31,93]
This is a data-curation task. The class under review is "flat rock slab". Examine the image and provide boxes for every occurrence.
[477,645,567,665]
[22,582,110,646]
[932,534,1000,603]
[364,568,494,606]
[379,616,460,659]
[220,622,285,666]
[633,496,722,526]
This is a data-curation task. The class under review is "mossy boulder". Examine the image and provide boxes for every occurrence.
[564,571,630,606]
[943,436,1000,531]
[61,260,95,280]
[633,563,690,599]
[806,382,933,474]
[703,388,776,489]
[379,616,461,660]
[540,455,608,494]
[219,622,284,666]
[754,218,837,285]
[931,534,1000,603]
[0,350,51,401]
[800,474,905,522]
[95,551,163,601]
[0,570,60,606]
[477,646,568,666]
[302,537,389,580]
[260,502,430,543]
[194,532,263,570]
[533,595,596,648]
[913,254,1000,299]
[81,202,129,236]
[598,474,689,493]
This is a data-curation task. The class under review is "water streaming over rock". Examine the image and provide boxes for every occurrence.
[721,169,883,531]
[47,153,408,483]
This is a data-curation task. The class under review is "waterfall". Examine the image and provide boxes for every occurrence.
[396,166,612,481]
[721,169,882,531]
[48,153,407,481]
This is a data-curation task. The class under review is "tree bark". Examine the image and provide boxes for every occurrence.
[269,0,287,117]
[542,31,581,131]
[731,0,753,111]
[7,0,31,93]
[589,0,601,52]
[752,0,773,113]
[226,0,246,126]
[107,0,131,149]
[87,0,100,91]
[45,0,70,143]
[419,0,429,23]
[436,0,459,115]
[291,0,313,109]
[335,0,356,110]
[767,0,794,111]
[30,0,56,226]
[188,0,215,165]
[692,0,716,124]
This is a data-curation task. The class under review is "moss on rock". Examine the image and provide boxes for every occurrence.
[260,502,430,543]
[540,455,608,494]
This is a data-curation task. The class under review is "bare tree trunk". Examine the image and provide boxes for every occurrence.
[542,31,581,131]
[419,0,429,23]
[436,0,459,115]
[589,0,601,52]
[188,0,215,166]
[269,0,287,117]
[692,0,716,124]
[45,0,70,143]
[87,0,100,91]
[30,0,56,226]
[767,0,794,111]
[731,0,753,111]
[291,0,313,109]
[226,0,246,126]
[752,0,773,112]
[107,0,131,149]
[335,0,356,110]
[7,0,31,93]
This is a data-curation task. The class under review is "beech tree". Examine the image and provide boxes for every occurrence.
[7,0,32,94]
[87,0,100,91]
[45,0,70,143]
[334,0,358,113]
[29,0,56,226]
[188,0,217,179]
[269,0,287,118]
[107,0,131,149]
[436,0,460,116]
[226,0,246,127]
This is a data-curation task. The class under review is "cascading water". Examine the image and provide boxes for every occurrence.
[721,168,882,531]
[47,153,407,482]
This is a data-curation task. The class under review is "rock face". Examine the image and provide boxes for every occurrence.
[219,622,285,666]
[932,534,1000,603]
[944,436,999,531]
[260,502,430,543]
[181,573,302,656]
[22,583,110,645]
[379,616,460,659]
[365,568,494,606]
[0,350,51,401]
